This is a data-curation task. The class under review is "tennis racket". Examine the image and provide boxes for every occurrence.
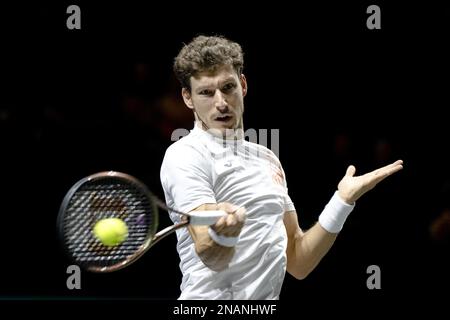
[57,171,226,273]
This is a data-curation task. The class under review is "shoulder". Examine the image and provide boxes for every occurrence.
[161,132,211,173]
[160,132,215,194]
[244,140,281,164]
[165,132,207,159]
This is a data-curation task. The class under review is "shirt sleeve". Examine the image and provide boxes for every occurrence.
[266,149,296,213]
[281,169,296,212]
[160,143,217,222]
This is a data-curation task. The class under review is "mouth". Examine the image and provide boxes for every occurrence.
[214,115,233,123]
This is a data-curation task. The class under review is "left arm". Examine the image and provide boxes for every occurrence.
[285,160,403,280]
[284,211,337,280]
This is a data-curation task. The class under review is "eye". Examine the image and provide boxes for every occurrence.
[222,82,236,93]
[199,89,213,96]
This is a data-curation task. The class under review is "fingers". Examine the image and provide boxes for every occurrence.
[393,159,404,166]
[368,159,404,185]
[213,203,246,237]
[217,202,239,214]
[384,161,403,176]
[378,160,403,172]
[374,159,403,176]
[233,206,247,223]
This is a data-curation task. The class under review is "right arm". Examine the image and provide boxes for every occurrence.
[160,145,245,271]
[188,202,246,272]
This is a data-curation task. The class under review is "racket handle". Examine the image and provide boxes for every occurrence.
[190,210,227,225]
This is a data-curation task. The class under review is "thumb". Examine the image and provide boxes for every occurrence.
[345,165,356,177]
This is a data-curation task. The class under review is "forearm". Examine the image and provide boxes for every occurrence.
[286,192,354,279]
[187,202,244,271]
[189,225,235,272]
[288,223,337,279]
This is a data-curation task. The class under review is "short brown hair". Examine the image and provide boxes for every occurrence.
[173,35,244,91]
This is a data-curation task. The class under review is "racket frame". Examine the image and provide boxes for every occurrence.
[57,171,160,272]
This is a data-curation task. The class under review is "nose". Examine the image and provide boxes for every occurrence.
[214,89,228,113]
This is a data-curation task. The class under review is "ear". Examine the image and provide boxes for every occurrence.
[240,74,248,97]
[182,88,194,110]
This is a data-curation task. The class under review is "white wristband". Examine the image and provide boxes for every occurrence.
[318,191,355,233]
[208,227,239,247]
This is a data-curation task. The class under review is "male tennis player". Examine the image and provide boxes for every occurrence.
[160,35,403,299]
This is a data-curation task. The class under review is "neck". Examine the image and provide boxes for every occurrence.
[194,120,244,141]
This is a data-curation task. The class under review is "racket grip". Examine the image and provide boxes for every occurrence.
[190,210,227,225]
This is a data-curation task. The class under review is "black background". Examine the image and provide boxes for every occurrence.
[1,1,448,317]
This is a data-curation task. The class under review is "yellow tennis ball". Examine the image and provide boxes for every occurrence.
[93,218,128,246]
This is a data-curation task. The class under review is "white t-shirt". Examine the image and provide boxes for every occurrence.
[160,125,296,300]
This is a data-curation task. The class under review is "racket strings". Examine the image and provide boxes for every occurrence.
[62,180,156,269]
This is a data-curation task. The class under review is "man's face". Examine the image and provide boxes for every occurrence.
[182,64,247,136]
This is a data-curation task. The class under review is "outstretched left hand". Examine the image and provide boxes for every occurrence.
[337,160,404,204]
